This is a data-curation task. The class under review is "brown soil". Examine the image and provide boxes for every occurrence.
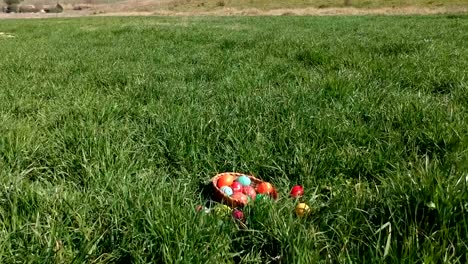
[149,6,468,16]
[0,10,93,19]
[0,5,466,19]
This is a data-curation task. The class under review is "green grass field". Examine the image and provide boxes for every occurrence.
[1,15,468,263]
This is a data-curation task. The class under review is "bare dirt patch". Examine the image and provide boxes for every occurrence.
[0,9,93,19]
[146,6,468,16]
[0,5,466,19]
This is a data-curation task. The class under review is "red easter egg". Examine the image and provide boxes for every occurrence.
[231,192,249,205]
[232,209,244,220]
[257,182,274,195]
[290,185,304,198]
[217,174,235,188]
[242,185,257,199]
[231,182,243,193]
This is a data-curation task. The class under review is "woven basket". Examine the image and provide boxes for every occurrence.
[212,172,278,208]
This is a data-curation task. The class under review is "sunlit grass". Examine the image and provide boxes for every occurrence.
[0,15,467,263]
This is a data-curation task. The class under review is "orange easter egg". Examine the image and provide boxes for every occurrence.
[257,182,274,194]
[217,174,235,188]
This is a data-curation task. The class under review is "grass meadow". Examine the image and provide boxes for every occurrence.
[0,15,468,263]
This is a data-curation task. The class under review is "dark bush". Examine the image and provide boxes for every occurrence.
[3,0,23,5]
